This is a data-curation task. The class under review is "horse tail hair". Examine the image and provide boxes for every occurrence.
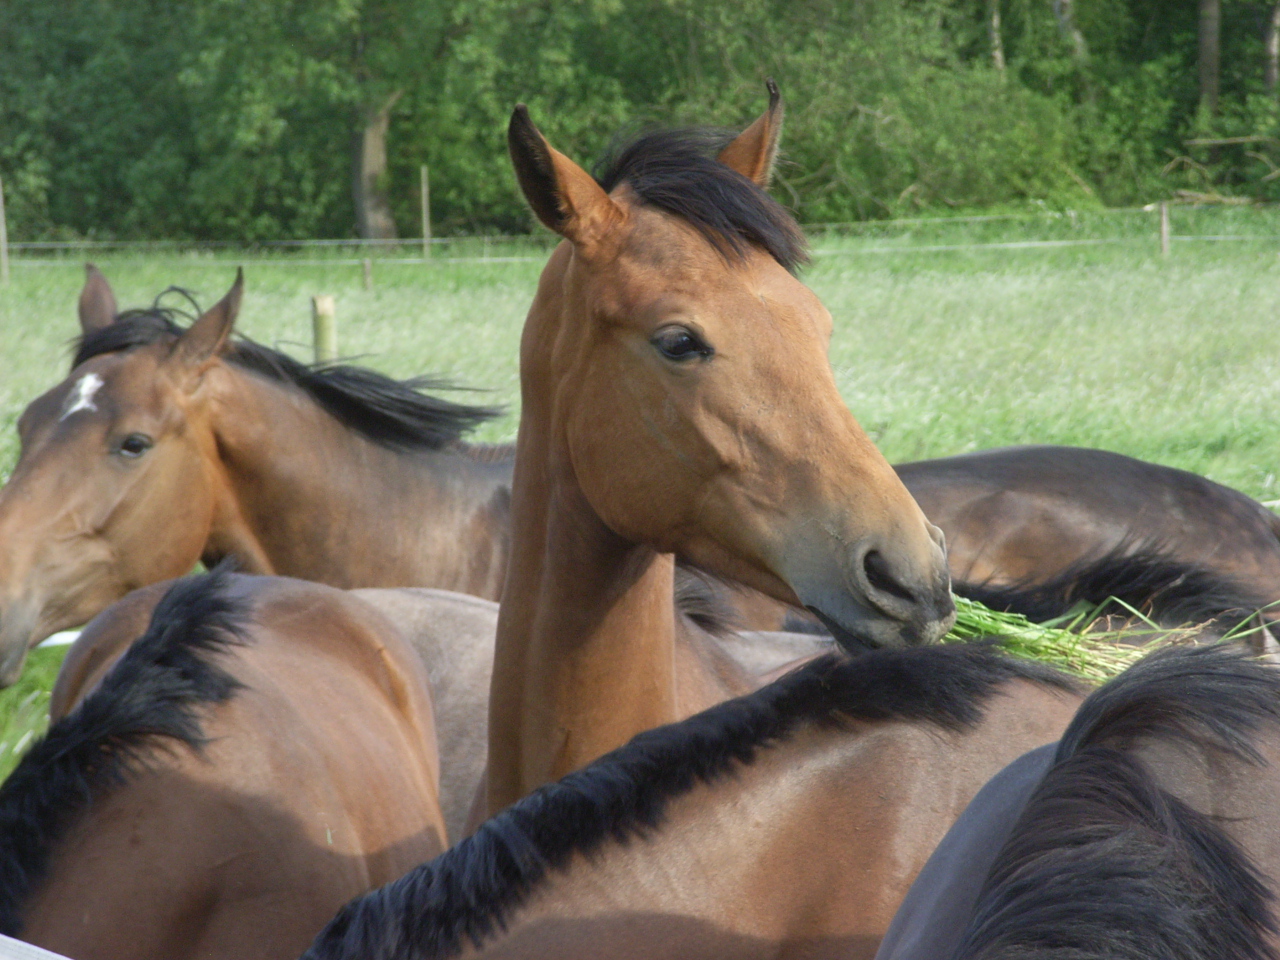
[952,645,1280,960]
[0,566,249,936]
[955,542,1268,631]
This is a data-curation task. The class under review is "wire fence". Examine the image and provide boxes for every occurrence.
[7,203,1280,269]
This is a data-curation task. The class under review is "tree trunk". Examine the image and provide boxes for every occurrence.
[1050,0,1088,65]
[1266,2,1280,95]
[1199,0,1220,114]
[353,89,403,240]
[988,0,1006,72]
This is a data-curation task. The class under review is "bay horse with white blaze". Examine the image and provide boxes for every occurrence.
[0,268,510,683]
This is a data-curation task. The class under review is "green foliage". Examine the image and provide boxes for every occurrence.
[6,0,1280,238]
[0,646,68,781]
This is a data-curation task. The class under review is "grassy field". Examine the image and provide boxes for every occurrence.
[2,206,1280,774]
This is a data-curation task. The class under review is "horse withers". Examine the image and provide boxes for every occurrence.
[305,643,1081,960]
[0,570,447,960]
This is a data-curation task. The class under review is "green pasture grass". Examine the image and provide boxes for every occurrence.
[2,207,1280,766]
[0,645,69,780]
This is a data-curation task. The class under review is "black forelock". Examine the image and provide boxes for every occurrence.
[956,540,1272,631]
[593,128,808,272]
[70,302,501,453]
[951,645,1280,960]
[0,566,249,936]
[304,644,1077,960]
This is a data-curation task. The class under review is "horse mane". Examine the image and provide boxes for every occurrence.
[72,305,503,453]
[955,541,1270,630]
[951,645,1280,960]
[672,566,742,637]
[593,128,808,272]
[304,644,1078,960]
[0,568,248,936]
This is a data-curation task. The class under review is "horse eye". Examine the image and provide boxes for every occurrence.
[651,326,713,362]
[117,434,154,459]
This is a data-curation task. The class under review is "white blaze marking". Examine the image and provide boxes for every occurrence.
[61,373,104,420]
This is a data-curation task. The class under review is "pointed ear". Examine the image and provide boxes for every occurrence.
[171,269,242,370]
[78,263,119,335]
[508,105,623,252]
[717,79,784,187]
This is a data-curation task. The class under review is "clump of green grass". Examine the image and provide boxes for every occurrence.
[0,645,70,780]
[945,595,1223,684]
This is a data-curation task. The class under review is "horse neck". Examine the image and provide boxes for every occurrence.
[487,398,696,810]
[202,366,511,597]
[475,723,918,960]
[477,680,1084,960]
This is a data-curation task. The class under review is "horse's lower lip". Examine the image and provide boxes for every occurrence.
[807,607,879,654]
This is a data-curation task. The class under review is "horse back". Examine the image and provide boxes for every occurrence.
[25,575,446,960]
[897,445,1280,594]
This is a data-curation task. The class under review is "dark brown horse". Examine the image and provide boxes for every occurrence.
[304,643,1081,960]
[875,643,1280,960]
[904,446,1280,627]
[0,569,448,959]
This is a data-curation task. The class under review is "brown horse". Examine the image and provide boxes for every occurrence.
[0,569,448,959]
[303,644,1080,960]
[905,445,1280,625]
[485,86,955,812]
[49,578,822,846]
[0,267,511,684]
[875,643,1280,960]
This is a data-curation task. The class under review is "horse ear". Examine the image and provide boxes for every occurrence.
[508,105,623,252]
[717,79,784,187]
[171,269,243,370]
[78,263,119,335]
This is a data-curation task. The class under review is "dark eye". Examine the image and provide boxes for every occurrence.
[117,433,154,459]
[651,325,713,362]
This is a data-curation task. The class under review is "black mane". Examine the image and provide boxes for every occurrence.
[73,305,502,453]
[305,644,1077,960]
[0,569,249,936]
[594,128,808,272]
[956,541,1271,631]
[952,645,1280,960]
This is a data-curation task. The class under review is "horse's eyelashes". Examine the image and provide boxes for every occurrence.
[652,326,714,362]
[117,433,154,459]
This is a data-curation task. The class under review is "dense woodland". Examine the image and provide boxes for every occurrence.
[3,0,1280,240]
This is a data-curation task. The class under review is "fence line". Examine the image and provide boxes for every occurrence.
[8,235,1280,268]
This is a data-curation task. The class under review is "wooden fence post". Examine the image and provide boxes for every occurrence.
[0,175,9,286]
[421,165,431,259]
[1159,201,1171,258]
[362,257,373,290]
[312,295,337,364]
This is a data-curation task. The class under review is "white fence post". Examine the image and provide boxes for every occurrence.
[312,295,337,364]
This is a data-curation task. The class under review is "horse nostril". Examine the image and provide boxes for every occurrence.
[862,549,919,605]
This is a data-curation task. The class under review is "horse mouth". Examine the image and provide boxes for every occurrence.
[805,597,955,654]
[807,607,880,653]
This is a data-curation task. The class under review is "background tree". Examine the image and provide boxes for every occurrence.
[8,0,1280,240]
